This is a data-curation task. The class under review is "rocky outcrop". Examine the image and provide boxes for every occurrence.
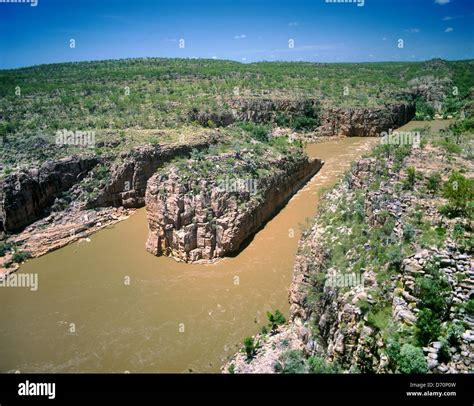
[316,103,415,137]
[228,98,320,124]
[89,133,219,209]
[190,98,415,137]
[0,156,98,233]
[145,154,323,263]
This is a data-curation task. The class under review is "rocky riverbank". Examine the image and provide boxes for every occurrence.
[224,120,473,374]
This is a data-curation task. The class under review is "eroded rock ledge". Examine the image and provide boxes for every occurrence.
[145,152,323,263]
[0,156,98,233]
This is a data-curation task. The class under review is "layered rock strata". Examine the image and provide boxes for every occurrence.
[0,156,98,233]
[145,154,323,262]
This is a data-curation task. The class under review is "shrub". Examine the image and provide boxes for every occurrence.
[243,337,257,360]
[403,223,416,243]
[275,350,307,373]
[441,171,474,217]
[415,97,435,120]
[416,308,441,346]
[446,321,465,347]
[12,251,31,263]
[397,344,428,374]
[426,172,442,195]
[308,355,340,373]
[466,299,474,316]
[438,340,451,364]
[239,122,270,142]
[415,268,450,316]
[267,310,286,331]
[0,242,13,257]
[403,166,416,190]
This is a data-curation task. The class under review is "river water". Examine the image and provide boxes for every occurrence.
[0,137,378,373]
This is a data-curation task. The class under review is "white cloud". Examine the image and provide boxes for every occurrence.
[405,28,420,33]
[234,34,247,39]
[443,16,454,20]
[288,22,299,27]
[445,27,454,32]
[435,0,451,5]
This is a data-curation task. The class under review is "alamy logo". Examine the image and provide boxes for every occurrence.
[325,0,365,7]
[55,129,95,148]
[216,177,258,195]
[18,380,55,400]
[0,0,38,6]
[325,272,365,288]
[380,129,420,147]
[0,273,38,291]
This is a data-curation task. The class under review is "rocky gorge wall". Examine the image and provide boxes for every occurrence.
[89,134,218,209]
[0,156,98,233]
[145,154,324,263]
[316,103,416,137]
[224,144,473,374]
[191,98,415,137]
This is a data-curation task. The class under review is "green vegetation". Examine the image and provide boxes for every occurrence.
[266,310,286,332]
[1,57,472,178]
[274,350,339,374]
[0,241,13,257]
[11,250,31,264]
[441,171,474,217]
[243,337,258,360]
[397,344,428,374]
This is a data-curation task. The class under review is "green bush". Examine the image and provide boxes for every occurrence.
[275,350,307,373]
[267,310,286,331]
[397,344,428,374]
[442,171,474,217]
[243,337,257,360]
[415,97,435,120]
[416,308,441,346]
[403,166,417,190]
[308,355,340,373]
[11,251,31,263]
[0,242,13,257]
[239,122,270,142]
[426,172,442,195]
[446,321,465,347]
[466,299,474,316]
[403,223,416,243]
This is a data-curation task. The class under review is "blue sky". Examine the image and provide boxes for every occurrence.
[0,0,473,68]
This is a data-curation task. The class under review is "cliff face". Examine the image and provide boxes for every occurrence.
[89,134,218,209]
[191,98,415,137]
[316,103,416,137]
[145,154,323,263]
[0,156,98,233]
[228,98,320,124]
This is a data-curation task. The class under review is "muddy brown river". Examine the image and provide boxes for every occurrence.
[0,137,379,373]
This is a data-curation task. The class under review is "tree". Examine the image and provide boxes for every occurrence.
[243,337,256,359]
[267,310,286,331]
[416,308,441,346]
[398,344,428,374]
[442,171,474,216]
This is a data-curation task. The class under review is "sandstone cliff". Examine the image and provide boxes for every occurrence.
[89,133,219,209]
[145,151,323,262]
[191,98,415,137]
[316,103,415,136]
[0,156,98,233]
